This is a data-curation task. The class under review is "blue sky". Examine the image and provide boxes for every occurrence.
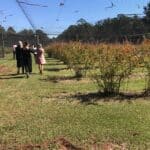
[0,0,149,35]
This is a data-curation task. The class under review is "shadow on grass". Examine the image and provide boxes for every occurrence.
[0,73,25,79]
[44,67,68,72]
[40,75,80,83]
[45,57,61,61]
[45,57,65,64]
[0,73,17,77]
[0,76,24,79]
[45,62,65,66]
[72,92,149,104]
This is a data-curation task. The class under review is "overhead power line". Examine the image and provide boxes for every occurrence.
[16,0,36,31]
[56,0,67,22]
[18,1,48,7]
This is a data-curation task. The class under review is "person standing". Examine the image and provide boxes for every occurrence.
[36,44,46,74]
[22,42,32,78]
[15,41,24,74]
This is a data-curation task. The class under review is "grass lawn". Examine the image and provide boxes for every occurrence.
[0,54,150,149]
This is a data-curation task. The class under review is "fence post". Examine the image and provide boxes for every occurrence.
[35,33,40,45]
[1,31,5,58]
[36,34,40,45]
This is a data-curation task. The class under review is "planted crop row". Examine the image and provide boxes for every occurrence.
[46,41,150,95]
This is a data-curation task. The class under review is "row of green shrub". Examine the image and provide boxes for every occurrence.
[46,41,150,95]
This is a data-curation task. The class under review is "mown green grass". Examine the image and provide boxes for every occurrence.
[0,54,150,149]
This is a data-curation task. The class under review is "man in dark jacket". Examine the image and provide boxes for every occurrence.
[22,41,32,78]
[15,41,24,74]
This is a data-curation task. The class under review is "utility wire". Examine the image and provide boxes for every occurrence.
[16,0,36,31]
[18,1,48,7]
[56,0,67,22]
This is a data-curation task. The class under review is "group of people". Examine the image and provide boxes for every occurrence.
[14,41,46,78]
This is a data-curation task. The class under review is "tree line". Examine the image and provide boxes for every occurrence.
[0,27,51,47]
[0,2,150,46]
[57,2,150,43]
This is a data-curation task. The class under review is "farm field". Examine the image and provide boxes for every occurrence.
[0,54,150,149]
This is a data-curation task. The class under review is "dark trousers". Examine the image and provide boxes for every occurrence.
[24,63,32,74]
[28,59,32,73]
[24,65,30,73]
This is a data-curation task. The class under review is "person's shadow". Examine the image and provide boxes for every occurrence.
[0,73,24,79]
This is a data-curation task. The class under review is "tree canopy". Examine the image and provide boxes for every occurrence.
[57,2,150,43]
[0,27,51,47]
